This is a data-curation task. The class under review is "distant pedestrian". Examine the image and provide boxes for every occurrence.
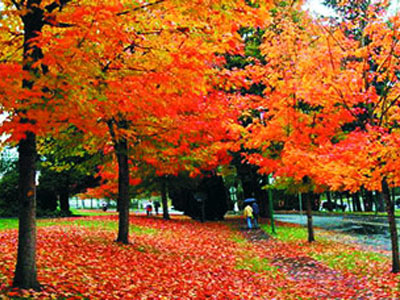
[251,201,260,229]
[154,201,160,215]
[243,204,253,229]
[146,202,153,216]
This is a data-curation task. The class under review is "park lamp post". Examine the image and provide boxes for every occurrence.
[268,174,276,234]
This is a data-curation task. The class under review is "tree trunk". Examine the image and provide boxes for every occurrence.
[338,192,344,210]
[306,193,315,243]
[352,192,362,212]
[363,189,373,212]
[392,188,397,211]
[13,2,46,289]
[59,187,70,214]
[332,191,338,207]
[160,177,170,220]
[13,132,40,290]
[376,191,386,212]
[326,191,332,204]
[382,178,400,273]
[115,139,130,244]
[345,192,352,212]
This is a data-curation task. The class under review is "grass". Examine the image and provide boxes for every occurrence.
[70,208,113,216]
[261,223,307,242]
[0,217,158,235]
[230,230,280,275]
[261,221,387,274]
[235,256,279,273]
[230,233,248,244]
[0,218,18,230]
[0,209,106,230]
[310,250,385,270]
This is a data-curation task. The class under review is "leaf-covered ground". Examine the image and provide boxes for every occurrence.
[0,214,399,299]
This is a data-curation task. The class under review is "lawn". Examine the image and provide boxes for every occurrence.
[0,215,399,299]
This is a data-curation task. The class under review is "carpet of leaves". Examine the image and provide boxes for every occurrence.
[0,215,399,299]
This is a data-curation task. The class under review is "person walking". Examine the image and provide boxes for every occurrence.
[146,201,153,216]
[154,201,160,215]
[243,204,253,229]
[251,201,260,229]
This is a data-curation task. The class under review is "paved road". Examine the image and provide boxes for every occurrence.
[275,214,393,252]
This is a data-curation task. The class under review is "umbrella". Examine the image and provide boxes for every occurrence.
[244,198,256,204]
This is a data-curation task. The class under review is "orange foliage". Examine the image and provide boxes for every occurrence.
[242,1,400,192]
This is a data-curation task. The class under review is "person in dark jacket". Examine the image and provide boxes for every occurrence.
[251,201,260,229]
[154,201,161,215]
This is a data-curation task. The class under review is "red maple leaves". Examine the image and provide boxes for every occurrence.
[0,216,398,299]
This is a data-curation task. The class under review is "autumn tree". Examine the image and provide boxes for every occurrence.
[0,0,78,289]
[37,130,101,214]
[242,0,400,271]
[37,0,268,243]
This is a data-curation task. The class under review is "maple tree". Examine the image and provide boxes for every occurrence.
[0,0,77,289]
[240,0,400,272]
[1,0,273,288]
[37,131,101,214]
[36,0,270,243]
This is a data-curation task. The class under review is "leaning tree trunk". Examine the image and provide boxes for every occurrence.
[382,179,400,273]
[306,193,315,243]
[13,2,47,289]
[160,177,170,220]
[115,139,130,244]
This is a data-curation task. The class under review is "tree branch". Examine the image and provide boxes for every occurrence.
[11,0,22,10]
[117,0,166,16]
[45,0,72,13]
[43,20,74,28]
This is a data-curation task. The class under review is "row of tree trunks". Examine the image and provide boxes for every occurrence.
[329,190,388,212]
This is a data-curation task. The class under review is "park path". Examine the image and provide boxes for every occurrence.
[230,218,398,300]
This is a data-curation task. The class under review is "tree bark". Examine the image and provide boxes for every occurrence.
[160,177,170,220]
[306,193,315,243]
[115,139,130,244]
[376,191,386,212]
[59,181,70,214]
[363,189,373,212]
[392,188,396,211]
[13,2,46,289]
[338,192,344,210]
[352,192,362,212]
[326,191,332,204]
[382,179,400,273]
[59,190,70,214]
[13,132,40,290]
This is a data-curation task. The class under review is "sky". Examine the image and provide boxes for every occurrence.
[304,0,338,17]
[304,0,400,16]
